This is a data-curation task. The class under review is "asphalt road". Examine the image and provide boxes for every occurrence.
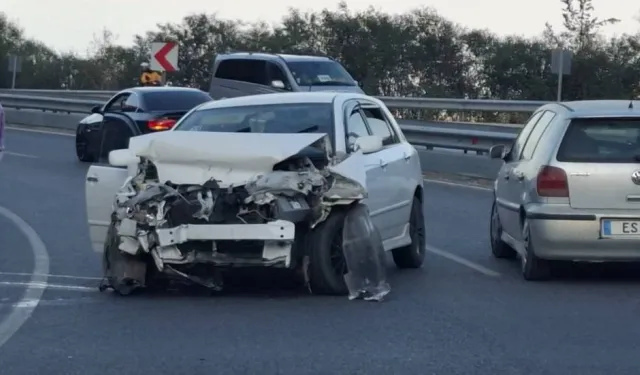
[1,128,640,375]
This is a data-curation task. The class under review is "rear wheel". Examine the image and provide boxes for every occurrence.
[521,218,551,281]
[392,197,426,268]
[489,200,517,259]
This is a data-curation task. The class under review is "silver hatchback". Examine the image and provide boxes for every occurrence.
[489,100,640,280]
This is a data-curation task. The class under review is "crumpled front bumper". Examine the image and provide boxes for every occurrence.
[118,218,297,268]
[155,220,295,245]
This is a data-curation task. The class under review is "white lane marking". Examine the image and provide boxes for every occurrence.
[0,281,95,292]
[0,298,100,309]
[426,244,501,277]
[0,206,50,349]
[4,151,38,159]
[0,272,101,281]
[424,178,493,192]
[6,126,74,137]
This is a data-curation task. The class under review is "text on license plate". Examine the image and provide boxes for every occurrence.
[601,219,640,237]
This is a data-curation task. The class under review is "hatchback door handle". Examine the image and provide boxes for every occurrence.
[87,175,99,183]
[380,159,388,168]
[513,170,525,180]
[403,152,411,161]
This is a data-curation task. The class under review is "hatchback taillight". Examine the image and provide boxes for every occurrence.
[148,119,176,131]
[536,166,569,197]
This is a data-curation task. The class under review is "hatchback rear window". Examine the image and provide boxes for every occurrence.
[556,118,640,163]
[144,91,212,112]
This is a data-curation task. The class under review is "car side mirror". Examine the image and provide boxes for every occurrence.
[109,149,139,167]
[91,105,102,114]
[489,144,507,159]
[353,135,383,154]
[271,80,286,89]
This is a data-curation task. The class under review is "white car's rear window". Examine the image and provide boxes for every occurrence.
[173,103,334,136]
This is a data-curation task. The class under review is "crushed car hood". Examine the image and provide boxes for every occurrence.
[127,131,330,187]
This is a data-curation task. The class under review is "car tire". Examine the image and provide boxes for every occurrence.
[392,197,426,269]
[75,125,95,162]
[306,210,349,296]
[101,219,146,296]
[521,218,551,281]
[489,199,517,259]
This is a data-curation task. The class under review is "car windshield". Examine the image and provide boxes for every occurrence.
[286,61,356,87]
[556,118,640,163]
[173,102,334,137]
[144,90,212,112]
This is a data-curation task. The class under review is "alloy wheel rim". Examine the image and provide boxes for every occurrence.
[412,209,425,256]
[521,222,529,271]
[490,205,501,247]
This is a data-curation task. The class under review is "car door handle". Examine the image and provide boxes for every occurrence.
[403,152,411,161]
[380,159,388,168]
[87,175,99,183]
[512,170,525,180]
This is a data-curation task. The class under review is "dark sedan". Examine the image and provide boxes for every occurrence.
[75,87,213,162]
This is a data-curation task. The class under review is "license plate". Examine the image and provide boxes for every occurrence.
[601,219,640,237]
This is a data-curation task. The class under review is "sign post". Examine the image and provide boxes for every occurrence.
[150,42,179,84]
[551,48,573,102]
[7,55,21,89]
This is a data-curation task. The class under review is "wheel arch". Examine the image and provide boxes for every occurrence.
[413,184,423,203]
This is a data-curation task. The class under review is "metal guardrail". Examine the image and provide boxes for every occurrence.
[2,89,549,113]
[0,90,529,154]
[0,94,102,113]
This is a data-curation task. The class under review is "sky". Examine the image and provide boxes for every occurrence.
[3,0,639,55]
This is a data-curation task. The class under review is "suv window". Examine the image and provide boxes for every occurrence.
[267,62,290,89]
[143,91,212,112]
[215,59,267,85]
[286,60,356,87]
[508,111,544,160]
[520,111,556,160]
[556,118,640,163]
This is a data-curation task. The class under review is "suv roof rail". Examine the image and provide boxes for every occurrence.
[220,51,336,61]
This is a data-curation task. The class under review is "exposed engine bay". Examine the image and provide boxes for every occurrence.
[98,132,389,298]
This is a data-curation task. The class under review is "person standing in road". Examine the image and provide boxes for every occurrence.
[0,101,5,162]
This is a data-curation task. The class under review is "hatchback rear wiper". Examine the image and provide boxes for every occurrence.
[297,125,319,133]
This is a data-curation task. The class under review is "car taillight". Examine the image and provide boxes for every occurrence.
[148,119,176,131]
[536,165,569,197]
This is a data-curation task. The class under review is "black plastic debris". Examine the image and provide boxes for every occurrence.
[341,203,390,301]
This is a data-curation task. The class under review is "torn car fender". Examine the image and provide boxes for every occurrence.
[324,150,367,202]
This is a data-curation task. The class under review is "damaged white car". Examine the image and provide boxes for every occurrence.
[85,92,426,297]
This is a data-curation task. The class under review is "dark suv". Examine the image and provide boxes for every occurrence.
[208,53,364,99]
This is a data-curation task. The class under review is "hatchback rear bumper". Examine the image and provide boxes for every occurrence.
[526,204,640,261]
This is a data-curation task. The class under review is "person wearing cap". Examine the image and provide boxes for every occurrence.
[140,62,162,86]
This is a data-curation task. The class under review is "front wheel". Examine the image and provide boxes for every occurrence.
[306,211,349,295]
[102,219,147,295]
[75,126,95,162]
